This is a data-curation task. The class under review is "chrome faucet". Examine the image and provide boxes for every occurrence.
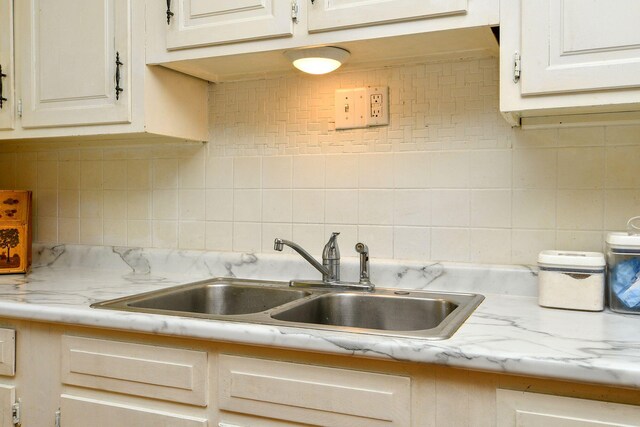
[274,232,374,291]
[274,232,340,282]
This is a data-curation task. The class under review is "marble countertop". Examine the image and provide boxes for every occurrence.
[0,244,639,390]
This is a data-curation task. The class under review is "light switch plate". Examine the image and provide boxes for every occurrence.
[335,88,365,130]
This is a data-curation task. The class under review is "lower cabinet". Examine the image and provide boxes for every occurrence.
[1,319,640,427]
[497,389,640,427]
[61,336,208,406]
[59,335,209,427]
[0,385,15,427]
[217,355,410,427]
[0,329,15,427]
[60,395,208,427]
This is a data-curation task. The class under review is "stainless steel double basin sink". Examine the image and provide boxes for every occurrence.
[92,278,484,340]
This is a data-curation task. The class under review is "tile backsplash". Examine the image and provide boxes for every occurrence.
[2,57,640,265]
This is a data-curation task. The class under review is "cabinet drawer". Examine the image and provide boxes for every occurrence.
[61,336,208,406]
[0,328,15,377]
[497,389,640,426]
[61,394,208,427]
[219,355,411,427]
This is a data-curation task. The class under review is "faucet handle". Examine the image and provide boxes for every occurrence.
[355,242,368,254]
[323,232,340,260]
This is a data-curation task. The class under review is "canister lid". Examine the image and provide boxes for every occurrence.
[606,232,640,250]
[537,250,605,269]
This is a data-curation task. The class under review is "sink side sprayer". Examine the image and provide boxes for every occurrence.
[274,232,375,291]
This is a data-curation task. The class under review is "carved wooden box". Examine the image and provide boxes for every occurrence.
[0,191,32,274]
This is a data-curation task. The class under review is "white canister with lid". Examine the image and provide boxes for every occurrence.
[537,250,606,311]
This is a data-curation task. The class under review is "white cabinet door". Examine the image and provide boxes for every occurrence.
[16,0,131,129]
[520,0,640,96]
[166,0,294,50]
[219,355,411,427]
[308,0,468,32]
[497,389,640,427]
[61,395,208,427]
[0,329,15,377]
[0,0,14,131]
[0,385,15,427]
[61,336,208,406]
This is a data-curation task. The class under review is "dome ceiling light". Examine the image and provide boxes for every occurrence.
[284,46,350,75]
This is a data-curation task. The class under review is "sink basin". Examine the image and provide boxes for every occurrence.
[270,292,457,331]
[92,278,312,316]
[92,278,483,340]
[127,283,310,315]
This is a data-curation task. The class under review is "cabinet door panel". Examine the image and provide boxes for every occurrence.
[0,385,15,427]
[61,336,208,407]
[0,0,13,131]
[219,355,411,426]
[521,0,640,95]
[166,0,293,50]
[0,329,15,377]
[61,395,208,427]
[308,0,468,32]
[497,389,640,427]
[17,0,131,128]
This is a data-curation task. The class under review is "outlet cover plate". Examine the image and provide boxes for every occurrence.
[365,86,389,127]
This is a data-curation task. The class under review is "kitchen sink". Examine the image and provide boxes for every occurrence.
[270,292,458,331]
[124,282,310,315]
[92,278,484,340]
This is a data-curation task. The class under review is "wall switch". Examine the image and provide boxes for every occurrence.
[335,88,365,130]
[365,86,389,127]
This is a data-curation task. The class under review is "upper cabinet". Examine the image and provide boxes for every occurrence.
[0,0,14,131]
[520,0,640,96]
[17,0,130,129]
[500,0,640,127]
[0,0,208,142]
[308,0,467,32]
[166,0,294,50]
[147,0,499,82]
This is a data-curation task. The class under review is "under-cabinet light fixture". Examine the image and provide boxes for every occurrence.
[284,46,350,75]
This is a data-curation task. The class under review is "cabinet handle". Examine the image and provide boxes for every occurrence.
[166,0,174,24]
[311,0,315,3]
[0,65,6,109]
[115,52,124,100]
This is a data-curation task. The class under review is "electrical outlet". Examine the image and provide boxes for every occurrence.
[365,86,389,127]
[370,94,382,118]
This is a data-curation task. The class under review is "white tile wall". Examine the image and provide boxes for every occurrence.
[3,57,640,265]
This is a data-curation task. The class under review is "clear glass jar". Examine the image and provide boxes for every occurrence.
[606,219,640,314]
[606,243,640,314]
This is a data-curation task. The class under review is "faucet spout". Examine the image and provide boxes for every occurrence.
[273,238,333,280]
